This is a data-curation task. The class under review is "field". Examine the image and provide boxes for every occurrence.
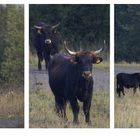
[29,59,110,128]
[115,65,140,128]
[30,89,109,128]
[115,90,140,128]
[0,89,24,128]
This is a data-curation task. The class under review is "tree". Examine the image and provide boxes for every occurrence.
[115,5,140,62]
[0,5,24,89]
[29,4,110,57]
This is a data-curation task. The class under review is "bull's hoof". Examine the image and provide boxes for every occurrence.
[45,66,48,70]
[87,121,92,127]
[73,120,79,125]
[38,68,42,71]
[63,118,68,123]
[38,66,42,70]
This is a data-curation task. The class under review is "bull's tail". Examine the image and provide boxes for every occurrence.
[54,96,67,121]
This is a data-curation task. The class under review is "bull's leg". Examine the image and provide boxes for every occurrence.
[44,58,48,69]
[117,87,121,97]
[59,98,68,121]
[55,96,67,121]
[119,85,125,97]
[63,101,68,122]
[55,96,62,117]
[122,87,125,96]
[69,97,79,124]
[55,98,60,115]
[133,87,136,95]
[118,90,121,97]
[37,51,43,70]
[117,83,121,97]
[83,97,92,125]
[38,58,42,70]
[44,53,50,69]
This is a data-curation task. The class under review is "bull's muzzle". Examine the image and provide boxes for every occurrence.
[45,39,51,44]
[82,71,92,78]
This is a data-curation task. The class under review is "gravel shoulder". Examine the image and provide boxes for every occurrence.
[29,65,110,93]
[0,119,24,128]
[115,66,140,74]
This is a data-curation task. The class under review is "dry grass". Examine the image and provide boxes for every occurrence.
[94,60,109,70]
[29,89,109,128]
[115,62,140,68]
[29,52,38,66]
[0,90,24,120]
[115,89,140,128]
[30,52,109,70]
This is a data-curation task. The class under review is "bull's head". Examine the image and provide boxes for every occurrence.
[34,22,60,45]
[64,41,104,79]
[34,22,60,55]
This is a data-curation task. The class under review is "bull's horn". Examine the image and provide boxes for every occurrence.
[94,40,105,54]
[51,23,60,30]
[34,25,42,29]
[64,41,77,56]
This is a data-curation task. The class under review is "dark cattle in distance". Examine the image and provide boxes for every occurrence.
[116,73,140,97]
[48,41,105,125]
[32,21,60,70]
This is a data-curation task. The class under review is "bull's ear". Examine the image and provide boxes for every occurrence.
[93,57,103,64]
[51,23,60,33]
[70,59,77,64]
[52,29,57,34]
[70,57,78,64]
[37,29,42,34]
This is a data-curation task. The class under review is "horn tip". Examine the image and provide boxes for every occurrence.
[64,41,66,45]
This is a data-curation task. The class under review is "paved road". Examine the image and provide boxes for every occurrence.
[115,66,140,74]
[0,119,24,128]
[29,65,109,93]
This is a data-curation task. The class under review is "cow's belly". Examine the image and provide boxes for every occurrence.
[123,81,136,88]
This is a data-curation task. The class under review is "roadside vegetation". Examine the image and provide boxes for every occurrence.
[30,89,109,128]
[29,4,110,128]
[0,5,24,128]
[115,5,140,128]
[115,65,140,128]
[0,90,24,128]
[115,62,140,68]
[30,51,109,70]
[115,89,140,128]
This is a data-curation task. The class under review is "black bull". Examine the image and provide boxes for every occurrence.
[32,22,60,70]
[116,73,140,97]
[48,44,104,124]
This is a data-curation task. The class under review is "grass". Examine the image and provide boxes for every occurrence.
[115,61,140,68]
[30,52,109,70]
[0,89,24,127]
[29,52,38,66]
[29,89,109,128]
[94,60,109,70]
[115,89,140,128]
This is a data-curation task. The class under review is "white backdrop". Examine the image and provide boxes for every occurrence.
[0,0,140,140]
